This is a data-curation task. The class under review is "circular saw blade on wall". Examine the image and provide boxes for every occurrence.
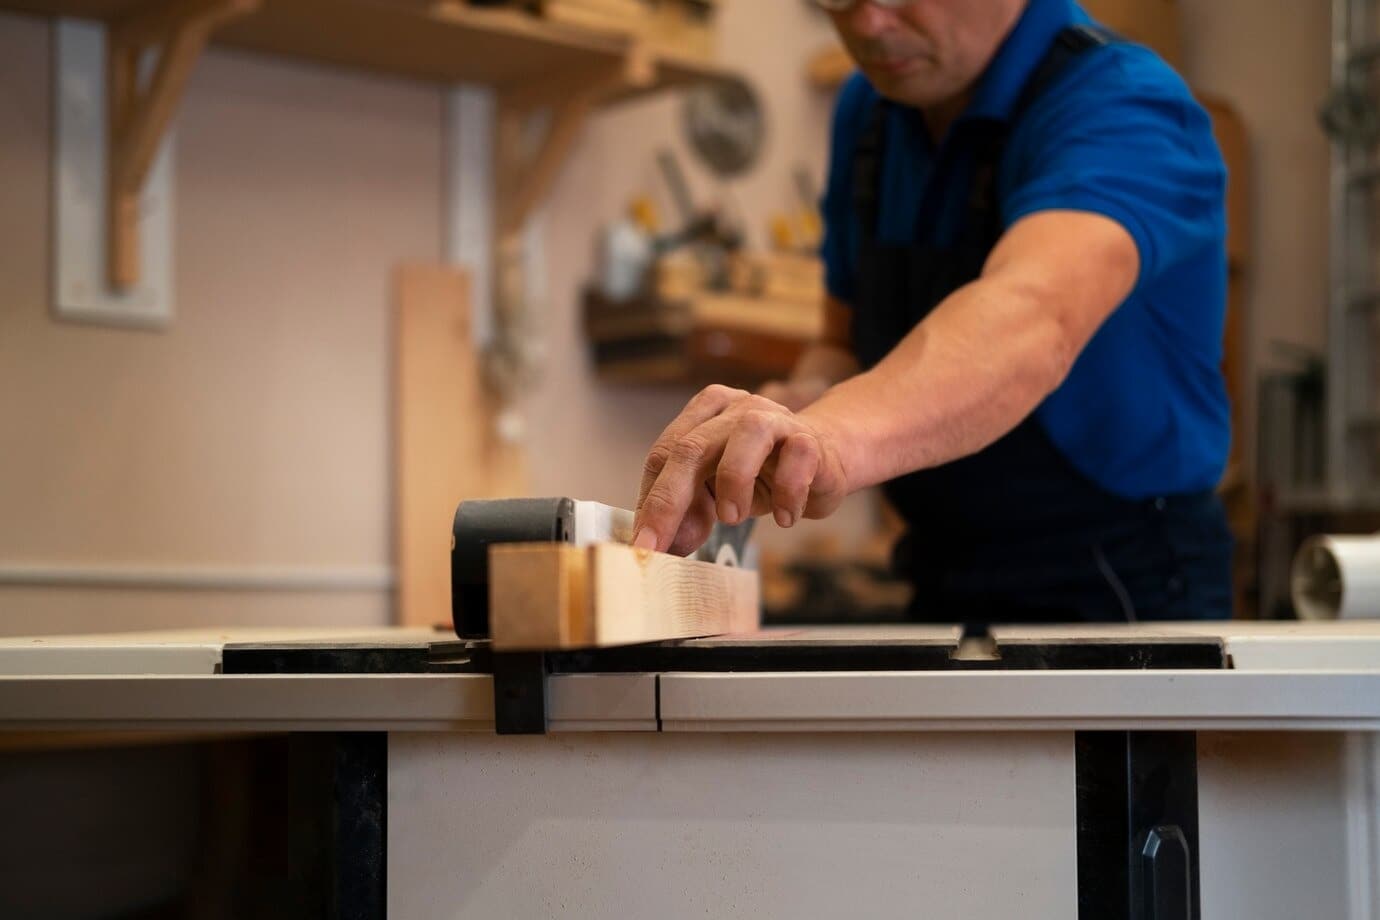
[681,77,767,179]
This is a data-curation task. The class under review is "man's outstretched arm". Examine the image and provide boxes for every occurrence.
[633,209,1140,555]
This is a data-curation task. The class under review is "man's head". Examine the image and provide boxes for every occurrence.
[824,0,1028,109]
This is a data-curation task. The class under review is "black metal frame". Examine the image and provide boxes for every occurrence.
[223,635,1217,917]
[1076,732,1201,920]
[285,733,387,920]
[226,634,1225,736]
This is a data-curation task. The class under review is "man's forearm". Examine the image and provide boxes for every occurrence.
[798,210,1138,495]
[631,211,1138,548]
[800,275,1074,492]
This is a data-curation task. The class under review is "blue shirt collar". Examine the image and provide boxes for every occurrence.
[962,0,1081,122]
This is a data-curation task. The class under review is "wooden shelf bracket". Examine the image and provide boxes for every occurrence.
[105,0,258,289]
[482,44,657,400]
[494,45,656,237]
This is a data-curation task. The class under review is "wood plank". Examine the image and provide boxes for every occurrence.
[489,542,760,650]
[487,544,591,649]
[395,264,522,628]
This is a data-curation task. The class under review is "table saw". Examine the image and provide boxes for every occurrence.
[3,620,1380,919]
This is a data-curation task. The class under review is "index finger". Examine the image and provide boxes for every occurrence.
[634,413,737,552]
[637,384,747,511]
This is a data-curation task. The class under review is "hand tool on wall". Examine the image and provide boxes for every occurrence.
[649,148,743,288]
[681,76,765,179]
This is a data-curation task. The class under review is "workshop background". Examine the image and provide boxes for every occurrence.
[5,3,1380,919]
[0,0,1372,633]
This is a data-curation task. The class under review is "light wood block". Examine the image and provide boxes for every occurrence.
[490,542,760,650]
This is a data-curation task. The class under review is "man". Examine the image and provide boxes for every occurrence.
[633,0,1234,622]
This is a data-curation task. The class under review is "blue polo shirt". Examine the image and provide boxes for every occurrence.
[821,0,1230,500]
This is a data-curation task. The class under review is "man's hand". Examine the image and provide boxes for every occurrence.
[633,385,852,555]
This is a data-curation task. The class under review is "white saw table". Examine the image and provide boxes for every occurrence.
[2,622,1379,919]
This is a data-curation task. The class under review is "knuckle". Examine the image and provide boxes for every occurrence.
[641,445,670,478]
[698,384,746,405]
[668,435,709,466]
[744,394,782,414]
[639,490,676,520]
[741,409,777,432]
[783,430,819,457]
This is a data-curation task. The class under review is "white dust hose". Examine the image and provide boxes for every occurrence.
[1292,532,1380,619]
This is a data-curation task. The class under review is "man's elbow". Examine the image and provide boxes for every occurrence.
[1029,320,1079,399]
[1008,283,1085,399]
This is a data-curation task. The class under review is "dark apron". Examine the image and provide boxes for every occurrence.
[850,27,1234,623]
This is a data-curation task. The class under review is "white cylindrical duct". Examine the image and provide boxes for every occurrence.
[1292,533,1380,619]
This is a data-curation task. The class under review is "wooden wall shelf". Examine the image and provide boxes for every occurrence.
[584,288,818,389]
[6,0,737,291]
[4,0,731,94]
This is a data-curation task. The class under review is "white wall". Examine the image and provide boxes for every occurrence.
[0,14,443,635]
[1179,0,1333,480]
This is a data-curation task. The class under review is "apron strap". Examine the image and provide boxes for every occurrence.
[851,97,889,247]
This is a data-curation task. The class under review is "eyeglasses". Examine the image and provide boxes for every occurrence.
[814,0,911,10]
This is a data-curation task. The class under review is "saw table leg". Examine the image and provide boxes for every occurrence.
[1076,731,1201,920]
[288,733,387,919]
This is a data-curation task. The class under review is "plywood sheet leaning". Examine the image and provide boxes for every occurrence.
[489,542,760,650]
[394,263,527,628]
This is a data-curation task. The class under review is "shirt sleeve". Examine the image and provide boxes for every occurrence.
[820,72,873,304]
[1001,46,1228,291]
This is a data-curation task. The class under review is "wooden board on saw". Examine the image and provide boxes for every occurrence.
[394,263,527,628]
[489,541,760,650]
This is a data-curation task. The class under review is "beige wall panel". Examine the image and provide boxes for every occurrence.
[0,14,442,633]
[0,587,390,637]
[1180,0,1331,473]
